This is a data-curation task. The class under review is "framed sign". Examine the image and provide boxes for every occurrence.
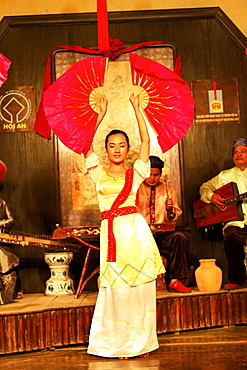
[51,44,187,228]
[0,86,36,132]
[192,78,240,125]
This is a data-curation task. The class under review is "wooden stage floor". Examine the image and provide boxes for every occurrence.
[1,287,247,355]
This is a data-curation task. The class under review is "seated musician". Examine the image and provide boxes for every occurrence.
[0,196,20,304]
[200,138,247,290]
[137,155,191,293]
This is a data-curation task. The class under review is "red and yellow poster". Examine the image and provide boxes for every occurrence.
[192,78,240,125]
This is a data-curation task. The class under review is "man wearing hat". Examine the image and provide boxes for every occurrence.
[137,155,191,293]
[200,138,247,290]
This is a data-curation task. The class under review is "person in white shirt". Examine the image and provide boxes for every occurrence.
[200,138,247,290]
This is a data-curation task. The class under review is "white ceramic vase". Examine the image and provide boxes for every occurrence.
[44,252,74,295]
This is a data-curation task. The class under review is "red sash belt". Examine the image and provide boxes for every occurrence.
[100,167,135,262]
[101,206,138,262]
[101,206,138,221]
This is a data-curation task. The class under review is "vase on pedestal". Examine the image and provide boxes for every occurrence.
[195,258,222,292]
[44,252,74,295]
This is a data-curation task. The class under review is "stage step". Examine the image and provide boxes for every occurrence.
[1,289,247,354]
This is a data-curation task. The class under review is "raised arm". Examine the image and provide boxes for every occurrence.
[129,93,150,163]
[85,95,108,158]
[0,200,14,229]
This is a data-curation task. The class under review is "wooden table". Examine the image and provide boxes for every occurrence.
[52,223,176,298]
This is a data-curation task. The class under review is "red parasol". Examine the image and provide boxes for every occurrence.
[130,53,194,152]
[43,56,107,155]
[0,53,11,88]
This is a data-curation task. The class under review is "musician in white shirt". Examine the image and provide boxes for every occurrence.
[200,138,247,290]
[137,156,191,294]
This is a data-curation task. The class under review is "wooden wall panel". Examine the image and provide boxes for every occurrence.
[0,7,246,292]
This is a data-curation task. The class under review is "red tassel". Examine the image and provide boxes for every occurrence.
[174,54,182,77]
[34,53,52,139]
[97,0,109,52]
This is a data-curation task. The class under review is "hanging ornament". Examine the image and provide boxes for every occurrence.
[0,161,7,180]
[0,53,11,88]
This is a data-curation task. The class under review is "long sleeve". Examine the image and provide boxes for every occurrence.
[137,182,182,224]
[199,175,220,203]
[0,199,14,229]
[84,152,102,184]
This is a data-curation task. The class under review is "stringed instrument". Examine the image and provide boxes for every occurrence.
[52,222,176,240]
[0,231,82,252]
[193,182,246,228]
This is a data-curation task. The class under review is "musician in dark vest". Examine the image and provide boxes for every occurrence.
[137,155,191,293]
[200,138,247,290]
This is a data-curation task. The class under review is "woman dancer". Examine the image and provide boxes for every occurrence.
[86,94,165,359]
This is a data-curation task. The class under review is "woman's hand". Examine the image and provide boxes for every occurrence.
[97,94,108,124]
[85,94,108,158]
[129,93,140,110]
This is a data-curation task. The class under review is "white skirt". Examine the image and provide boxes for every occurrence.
[87,280,159,358]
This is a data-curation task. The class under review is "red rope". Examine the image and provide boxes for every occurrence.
[97,0,109,52]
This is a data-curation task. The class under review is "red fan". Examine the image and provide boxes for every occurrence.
[0,161,7,180]
[130,53,194,152]
[0,53,11,88]
[43,56,107,154]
